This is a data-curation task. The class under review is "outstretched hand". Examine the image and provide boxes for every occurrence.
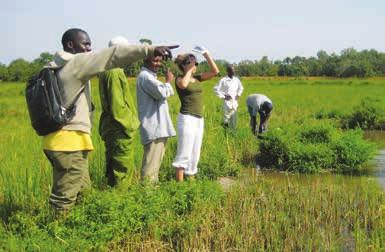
[154,45,179,60]
[192,45,208,55]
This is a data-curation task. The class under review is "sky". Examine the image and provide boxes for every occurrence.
[1,0,385,64]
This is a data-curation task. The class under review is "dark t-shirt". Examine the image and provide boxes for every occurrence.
[175,75,203,118]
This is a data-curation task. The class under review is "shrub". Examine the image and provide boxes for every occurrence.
[258,121,375,173]
[330,130,376,173]
[314,108,344,120]
[344,97,385,130]
[298,123,338,144]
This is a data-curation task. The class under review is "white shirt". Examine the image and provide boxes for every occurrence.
[214,76,244,110]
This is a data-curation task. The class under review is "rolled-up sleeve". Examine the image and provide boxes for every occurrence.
[140,74,174,100]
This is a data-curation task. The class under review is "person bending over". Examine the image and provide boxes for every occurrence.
[246,94,273,137]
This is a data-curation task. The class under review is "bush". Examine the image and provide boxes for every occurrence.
[314,108,344,120]
[343,97,385,130]
[330,130,376,173]
[258,121,375,173]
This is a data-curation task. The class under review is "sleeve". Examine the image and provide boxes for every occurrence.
[107,71,139,131]
[237,78,244,97]
[72,44,154,81]
[139,74,174,101]
[213,78,226,99]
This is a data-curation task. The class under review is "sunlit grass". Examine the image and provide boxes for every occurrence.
[0,78,384,250]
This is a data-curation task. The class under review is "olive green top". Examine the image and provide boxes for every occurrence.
[99,68,140,140]
[175,76,203,118]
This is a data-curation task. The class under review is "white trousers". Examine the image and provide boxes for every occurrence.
[172,113,204,175]
[223,104,237,127]
[223,100,238,129]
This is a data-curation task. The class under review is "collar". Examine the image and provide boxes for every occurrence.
[45,51,74,68]
[141,66,157,77]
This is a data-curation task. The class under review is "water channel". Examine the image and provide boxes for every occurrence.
[221,131,385,191]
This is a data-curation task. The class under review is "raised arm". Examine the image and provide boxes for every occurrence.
[139,70,175,100]
[176,64,195,90]
[199,52,220,81]
[71,45,178,82]
[71,45,153,81]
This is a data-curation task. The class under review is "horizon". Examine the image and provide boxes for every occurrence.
[2,0,385,64]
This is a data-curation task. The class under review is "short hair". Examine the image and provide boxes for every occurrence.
[61,28,87,49]
[226,64,234,72]
[261,101,273,114]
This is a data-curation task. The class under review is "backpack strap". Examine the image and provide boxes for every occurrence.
[66,85,86,111]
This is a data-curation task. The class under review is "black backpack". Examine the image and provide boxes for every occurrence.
[25,67,84,136]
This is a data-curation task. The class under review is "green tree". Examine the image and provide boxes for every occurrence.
[139,38,152,45]
[32,52,54,66]
[0,63,9,81]
[7,58,33,81]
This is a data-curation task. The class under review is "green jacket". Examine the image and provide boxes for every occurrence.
[99,68,140,140]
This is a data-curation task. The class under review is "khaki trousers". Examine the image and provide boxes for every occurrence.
[44,150,91,210]
[141,138,168,182]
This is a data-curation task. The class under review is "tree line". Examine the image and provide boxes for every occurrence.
[1,47,385,82]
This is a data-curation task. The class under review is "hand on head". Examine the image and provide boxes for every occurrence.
[154,45,179,61]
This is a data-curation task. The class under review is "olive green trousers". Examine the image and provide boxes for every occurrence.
[44,150,91,210]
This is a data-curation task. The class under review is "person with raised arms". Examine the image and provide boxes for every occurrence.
[42,28,177,214]
[172,46,220,182]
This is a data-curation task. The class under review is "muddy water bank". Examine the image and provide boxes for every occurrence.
[236,131,385,190]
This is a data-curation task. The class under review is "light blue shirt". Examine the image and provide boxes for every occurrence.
[136,67,176,145]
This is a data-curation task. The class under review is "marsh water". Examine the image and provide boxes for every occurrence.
[233,131,385,191]
[364,131,385,190]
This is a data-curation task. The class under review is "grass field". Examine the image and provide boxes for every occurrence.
[0,77,384,250]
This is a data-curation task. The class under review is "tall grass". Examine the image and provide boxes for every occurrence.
[0,78,384,250]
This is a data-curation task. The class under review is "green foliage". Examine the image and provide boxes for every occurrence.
[0,63,8,81]
[0,79,384,250]
[344,97,385,130]
[259,121,376,173]
[7,59,33,81]
[139,38,152,45]
[315,108,344,120]
[331,130,378,173]
[1,52,54,82]
[4,47,385,82]
[3,181,224,251]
